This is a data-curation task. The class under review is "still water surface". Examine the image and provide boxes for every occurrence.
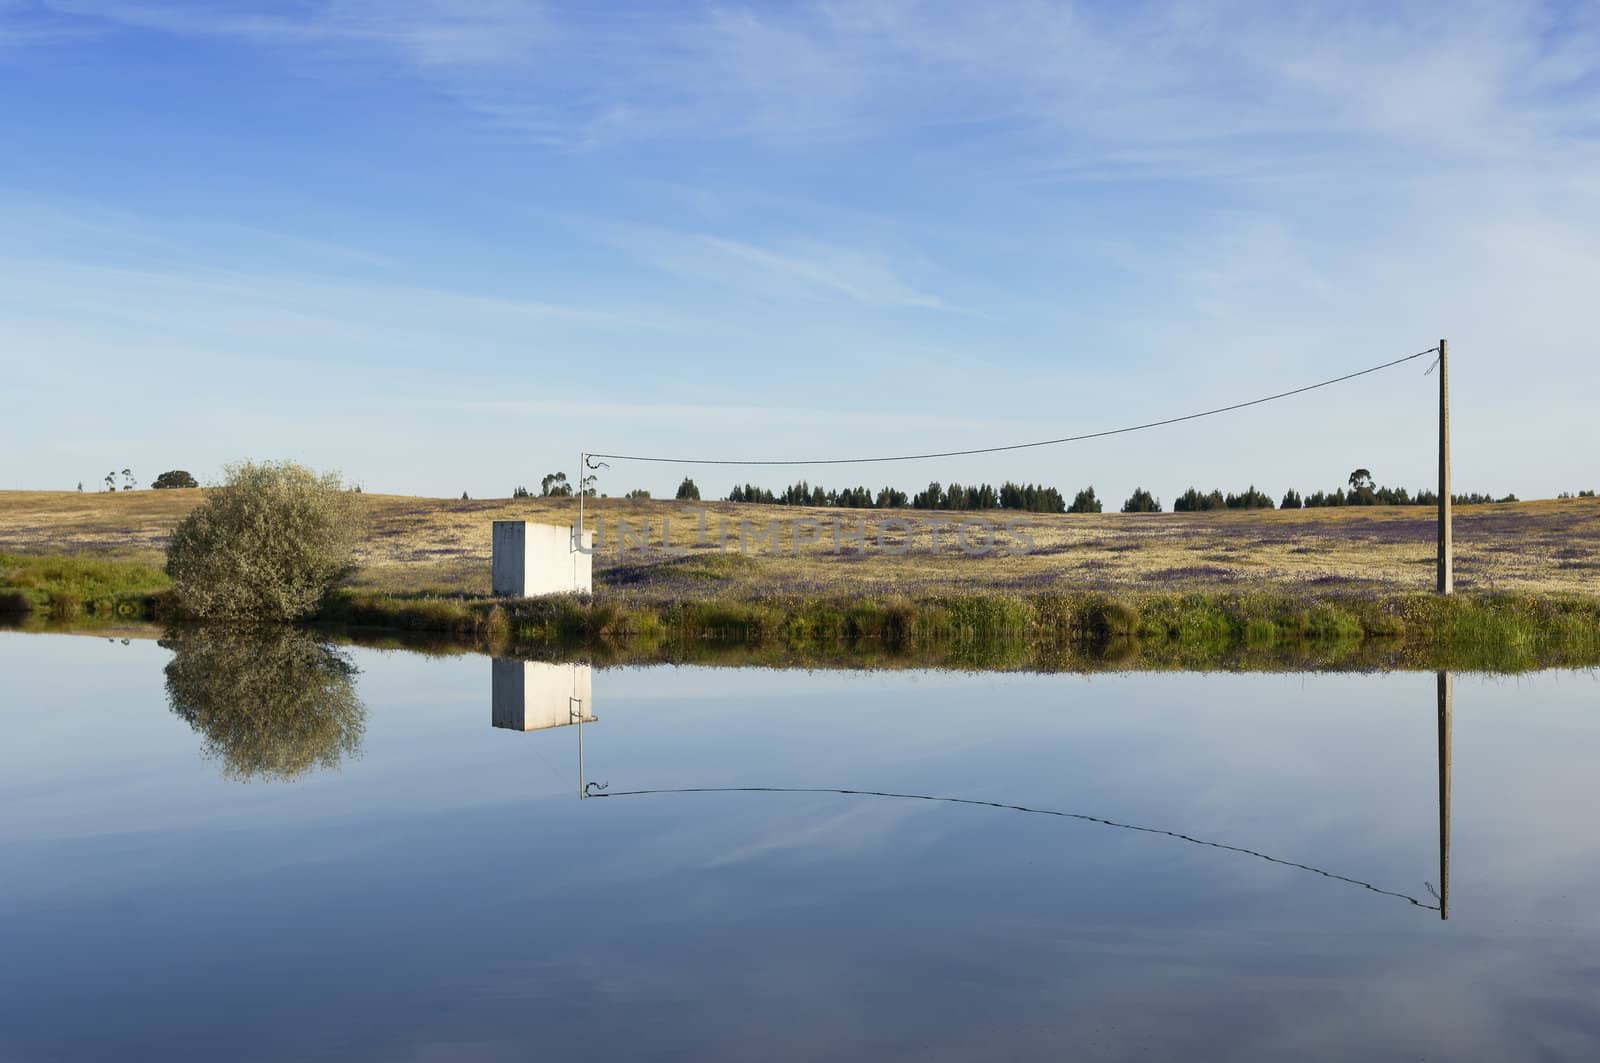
[2,629,1598,1061]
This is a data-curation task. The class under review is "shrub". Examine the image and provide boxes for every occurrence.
[165,461,362,621]
[1122,487,1161,513]
[151,469,199,489]
[625,488,651,499]
[676,477,701,501]
[1083,597,1141,638]
[45,590,79,620]
[163,626,366,781]
[512,485,531,499]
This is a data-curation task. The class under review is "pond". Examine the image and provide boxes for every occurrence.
[2,629,1598,1061]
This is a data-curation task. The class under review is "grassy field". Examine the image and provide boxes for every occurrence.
[4,489,1599,670]
[2,488,1597,600]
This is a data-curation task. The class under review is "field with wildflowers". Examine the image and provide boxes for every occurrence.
[3,489,1595,602]
[7,487,1600,671]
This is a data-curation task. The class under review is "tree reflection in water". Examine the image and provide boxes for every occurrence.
[162,626,367,781]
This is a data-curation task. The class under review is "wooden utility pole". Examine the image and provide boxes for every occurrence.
[1437,670,1452,921]
[1437,338,1453,595]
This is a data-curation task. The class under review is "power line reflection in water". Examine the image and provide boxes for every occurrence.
[488,659,1454,920]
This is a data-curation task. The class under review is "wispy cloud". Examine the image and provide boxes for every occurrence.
[696,236,952,310]
[1,0,92,47]
[42,0,548,65]
[38,1,1600,171]
[579,217,955,311]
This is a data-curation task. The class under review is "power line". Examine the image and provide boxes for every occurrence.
[588,783,1438,912]
[589,345,1439,467]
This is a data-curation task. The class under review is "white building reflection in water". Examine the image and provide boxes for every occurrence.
[491,659,595,732]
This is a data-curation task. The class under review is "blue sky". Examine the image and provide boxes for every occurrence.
[2,0,1597,502]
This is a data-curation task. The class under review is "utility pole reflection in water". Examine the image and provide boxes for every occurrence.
[1438,671,1452,920]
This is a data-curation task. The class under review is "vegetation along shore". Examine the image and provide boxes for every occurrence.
[3,474,1598,672]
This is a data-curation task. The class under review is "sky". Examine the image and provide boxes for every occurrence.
[1,0,1597,503]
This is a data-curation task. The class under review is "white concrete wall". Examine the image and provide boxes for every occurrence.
[492,520,593,596]
[491,659,596,732]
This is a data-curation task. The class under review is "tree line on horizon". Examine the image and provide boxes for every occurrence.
[520,469,1570,511]
[727,480,1086,513]
[707,468,1524,514]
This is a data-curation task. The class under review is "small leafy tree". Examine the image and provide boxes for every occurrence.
[152,470,199,489]
[1068,486,1102,514]
[121,468,136,491]
[1121,487,1161,513]
[166,461,362,621]
[540,472,572,497]
[163,626,366,782]
[1280,488,1303,509]
[512,485,532,499]
[625,488,651,499]
[675,477,701,501]
[104,471,117,492]
[1348,468,1373,492]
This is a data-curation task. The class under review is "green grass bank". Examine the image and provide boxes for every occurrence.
[7,551,1600,673]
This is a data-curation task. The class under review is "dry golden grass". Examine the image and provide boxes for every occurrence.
[2,489,1596,600]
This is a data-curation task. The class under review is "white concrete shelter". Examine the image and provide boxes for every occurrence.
[491,520,593,596]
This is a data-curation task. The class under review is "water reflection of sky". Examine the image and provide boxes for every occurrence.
[2,631,1598,1061]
